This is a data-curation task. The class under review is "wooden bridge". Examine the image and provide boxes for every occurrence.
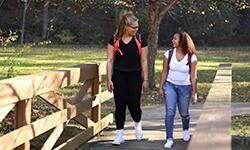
[0,62,232,150]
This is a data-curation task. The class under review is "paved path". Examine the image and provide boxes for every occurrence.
[231,102,250,116]
[81,102,249,150]
[83,103,202,150]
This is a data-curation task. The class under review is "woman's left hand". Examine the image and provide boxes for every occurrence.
[191,93,197,104]
[142,80,149,92]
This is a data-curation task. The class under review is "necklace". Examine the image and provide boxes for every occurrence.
[176,51,184,61]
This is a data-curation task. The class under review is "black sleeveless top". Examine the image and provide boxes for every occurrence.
[108,36,147,71]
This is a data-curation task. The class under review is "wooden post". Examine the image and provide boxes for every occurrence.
[91,76,101,122]
[91,64,101,122]
[14,99,31,150]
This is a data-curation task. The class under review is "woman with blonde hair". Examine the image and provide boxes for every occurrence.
[106,10,148,145]
[159,31,198,148]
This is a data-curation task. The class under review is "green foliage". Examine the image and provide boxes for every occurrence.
[0,29,18,46]
[55,29,76,44]
[1,0,250,46]
[2,44,32,78]
[168,0,240,46]
[235,0,250,10]
[2,0,249,46]
[0,29,20,78]
[231,114,250,149]
[78,28,105,45]
[232,115,250,136]
[6,60,18,78]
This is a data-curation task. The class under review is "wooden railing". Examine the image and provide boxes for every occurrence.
[188,64,232,150]
[0,61,114,150]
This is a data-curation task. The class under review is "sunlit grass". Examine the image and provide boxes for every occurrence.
[232,115,250,136]
[0,47,106,79]
[1,46,249,103]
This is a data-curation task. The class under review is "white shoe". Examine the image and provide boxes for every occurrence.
[183,130,190,141]
[164,139,174,148]
[134,121,143,140]
[112,129,125,145]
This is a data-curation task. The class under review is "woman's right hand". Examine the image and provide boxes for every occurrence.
[107,80,114,92]
[159,88,164,99]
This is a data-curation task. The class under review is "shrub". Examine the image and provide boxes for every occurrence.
[55,29,75,44]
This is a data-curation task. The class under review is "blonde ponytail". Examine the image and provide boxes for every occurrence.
[115,10,138,38]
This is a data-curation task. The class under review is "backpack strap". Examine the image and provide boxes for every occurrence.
[168,48,174,66]
[166,48,174,73]
[113,35,123,56]
[187,53,192,73]
[113,34,142,56]
[134,33,142,55]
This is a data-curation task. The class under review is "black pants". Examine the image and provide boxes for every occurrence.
[112,70,142,129]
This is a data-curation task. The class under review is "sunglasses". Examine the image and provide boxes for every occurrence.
[128,25,139,30]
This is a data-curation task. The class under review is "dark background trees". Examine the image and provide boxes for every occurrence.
[1,0,249,46]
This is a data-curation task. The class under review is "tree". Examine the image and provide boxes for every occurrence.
[42,0,50,39]
[167,0,240,46]
[147,0,180,89]
[20,0,28,44]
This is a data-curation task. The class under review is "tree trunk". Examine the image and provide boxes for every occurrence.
[42,0,50,39]
[148,0,161,89]
[147,0,180,89]
[21,1,28,44]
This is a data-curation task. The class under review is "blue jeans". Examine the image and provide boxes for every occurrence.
[163,81,192,139]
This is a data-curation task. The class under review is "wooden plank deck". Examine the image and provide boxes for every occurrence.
[83,63,233,150]
[0,63,234,150]
[82,103,203,150]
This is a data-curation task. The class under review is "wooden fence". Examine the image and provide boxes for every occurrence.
[188,64,232,150]
[0,61,113,150]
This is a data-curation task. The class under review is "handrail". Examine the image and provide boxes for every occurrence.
[187,63,232,150]
[0,61,113,150]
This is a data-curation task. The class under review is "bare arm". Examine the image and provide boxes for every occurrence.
[141,46,149,90]
[106,44,115,92]
[190,60,197,103]
[141,46,148,81]
[190,61,197,94]
[159,56,169,90]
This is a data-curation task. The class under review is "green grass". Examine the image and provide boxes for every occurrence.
[0,46,106,79]
[232,115,250,136]
[231,115,250,150]
[1,45,250,103]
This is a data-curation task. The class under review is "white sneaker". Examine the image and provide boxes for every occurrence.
[134,121,143,140]
[164,139,174,148]
[112,129,125,145]
[183,130,190,141]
